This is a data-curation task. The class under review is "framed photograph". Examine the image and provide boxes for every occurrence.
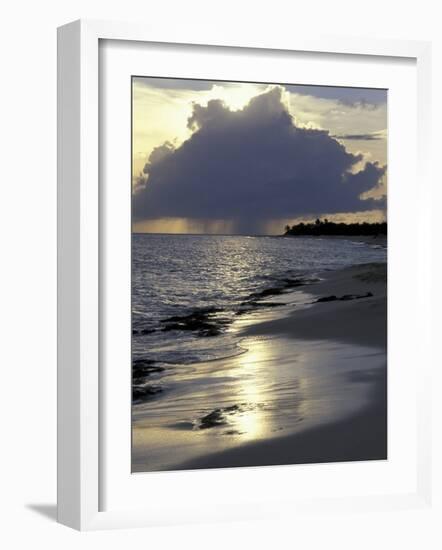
[57,20,432,530]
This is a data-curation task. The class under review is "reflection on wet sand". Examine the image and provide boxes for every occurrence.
[132,334,385,472]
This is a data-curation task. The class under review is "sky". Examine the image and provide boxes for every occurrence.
[132,77,387,235]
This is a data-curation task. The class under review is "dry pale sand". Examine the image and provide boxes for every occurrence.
[179,263,387,470]
[245,262,387,349]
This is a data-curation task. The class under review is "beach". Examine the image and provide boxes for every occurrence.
[132,260,387,472]
[179,262,387,469]
[130,77,389,474]
[245,262,387,349]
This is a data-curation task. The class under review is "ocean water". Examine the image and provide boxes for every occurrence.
[131,234,387,471]
[132,233,386,365]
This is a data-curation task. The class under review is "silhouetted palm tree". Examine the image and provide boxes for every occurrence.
[283,218,387,237]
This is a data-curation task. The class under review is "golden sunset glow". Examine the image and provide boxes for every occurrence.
[132,78,387,234]
[132,80,268,180]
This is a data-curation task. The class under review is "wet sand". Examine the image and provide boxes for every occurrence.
[245,262,387,349]
[180,373,386,469]
[177,263,387,470]
[133,263,387,472]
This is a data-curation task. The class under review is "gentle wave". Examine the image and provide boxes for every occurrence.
[132,234,387,367]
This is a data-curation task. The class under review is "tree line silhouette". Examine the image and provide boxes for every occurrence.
[284,218,387,236]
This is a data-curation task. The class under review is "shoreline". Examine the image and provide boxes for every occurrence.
[179,370,386,470]
[174,262,387,471]
[244,262,387,349]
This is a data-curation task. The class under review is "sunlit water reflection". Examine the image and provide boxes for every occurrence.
[132,334,385,471]
[132,234,386,365]
[132,234,386,471]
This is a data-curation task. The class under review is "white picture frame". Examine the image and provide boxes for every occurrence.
[57,19,432,531]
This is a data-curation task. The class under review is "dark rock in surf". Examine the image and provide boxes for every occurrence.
[199,409,227,429]
[132,359,164,382]
[249,286,285,299]
[198,326,222,337]
[250,301,286,309]
[132,327,156,335]
[132,384,163,402]
[198,404,243,429]
[160,307,229,337]
[339,292,373,301]
[282,277,319,288]
[133,358,156,366]
[235,301,287,315]
[315,291,374,304]
[316,295,338,303]
[245,277,319,305]
[223,404,240,413]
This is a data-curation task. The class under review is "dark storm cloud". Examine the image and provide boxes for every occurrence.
[133,87,386,232]
[285,85,387,108]
[134,77,215,91]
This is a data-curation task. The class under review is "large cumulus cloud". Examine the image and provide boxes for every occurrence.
[133,87,386,232]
